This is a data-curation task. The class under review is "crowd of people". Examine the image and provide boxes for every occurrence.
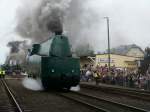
[80,64,150,90]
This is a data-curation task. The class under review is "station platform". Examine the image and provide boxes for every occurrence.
[80,81,150,93]
[3,74,26,80]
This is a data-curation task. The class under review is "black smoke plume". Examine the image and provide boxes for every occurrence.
[16,0,96,55]
[16,0,72,42]
[7,41,23,53]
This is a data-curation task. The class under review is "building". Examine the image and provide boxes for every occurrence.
[79,44,144,71]
[5,41,28,66]
[80,56,95,68]
[96,54,142,70]
[110,44,144,58]
[5,50,27,66]
[126,47,144,57]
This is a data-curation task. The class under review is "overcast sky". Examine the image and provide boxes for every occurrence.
[1,0,150,64]
[0,0,21,64]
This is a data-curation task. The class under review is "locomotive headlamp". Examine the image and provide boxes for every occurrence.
[72,70,74,73]
[0,70,5,75]
[51,69,55,73]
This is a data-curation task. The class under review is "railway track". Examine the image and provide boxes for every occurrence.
[0,79,23,112]
[80,83,150,101]
[59,91,149,112]
[58,92,108,112]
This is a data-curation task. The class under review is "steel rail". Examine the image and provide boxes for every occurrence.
[80,83,150,93]
[71,91,149,112]
[80,84,150,101]
[58,93,110,112]
[1,79,23,112]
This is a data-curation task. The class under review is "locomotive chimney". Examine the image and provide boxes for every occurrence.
[54,24,63,35]
[55,30,62,35]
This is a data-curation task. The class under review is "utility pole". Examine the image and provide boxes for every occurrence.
[104,17,111,74]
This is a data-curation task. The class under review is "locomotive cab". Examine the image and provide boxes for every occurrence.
[29,44,40,56]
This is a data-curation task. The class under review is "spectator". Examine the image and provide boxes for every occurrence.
[93,70,99,85]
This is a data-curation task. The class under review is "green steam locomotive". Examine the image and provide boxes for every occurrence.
[26,33,80,90]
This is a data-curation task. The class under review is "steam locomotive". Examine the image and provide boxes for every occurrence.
[26,32,80,90]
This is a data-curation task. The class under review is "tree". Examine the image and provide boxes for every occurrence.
[145,47,150,57]
[139,47,150,75]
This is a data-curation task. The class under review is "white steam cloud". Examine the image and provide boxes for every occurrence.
[22,77,43,91]
[71,85,80,91]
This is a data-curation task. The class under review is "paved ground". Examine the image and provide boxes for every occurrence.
[5,79,95,112]
[80,81,149,91]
